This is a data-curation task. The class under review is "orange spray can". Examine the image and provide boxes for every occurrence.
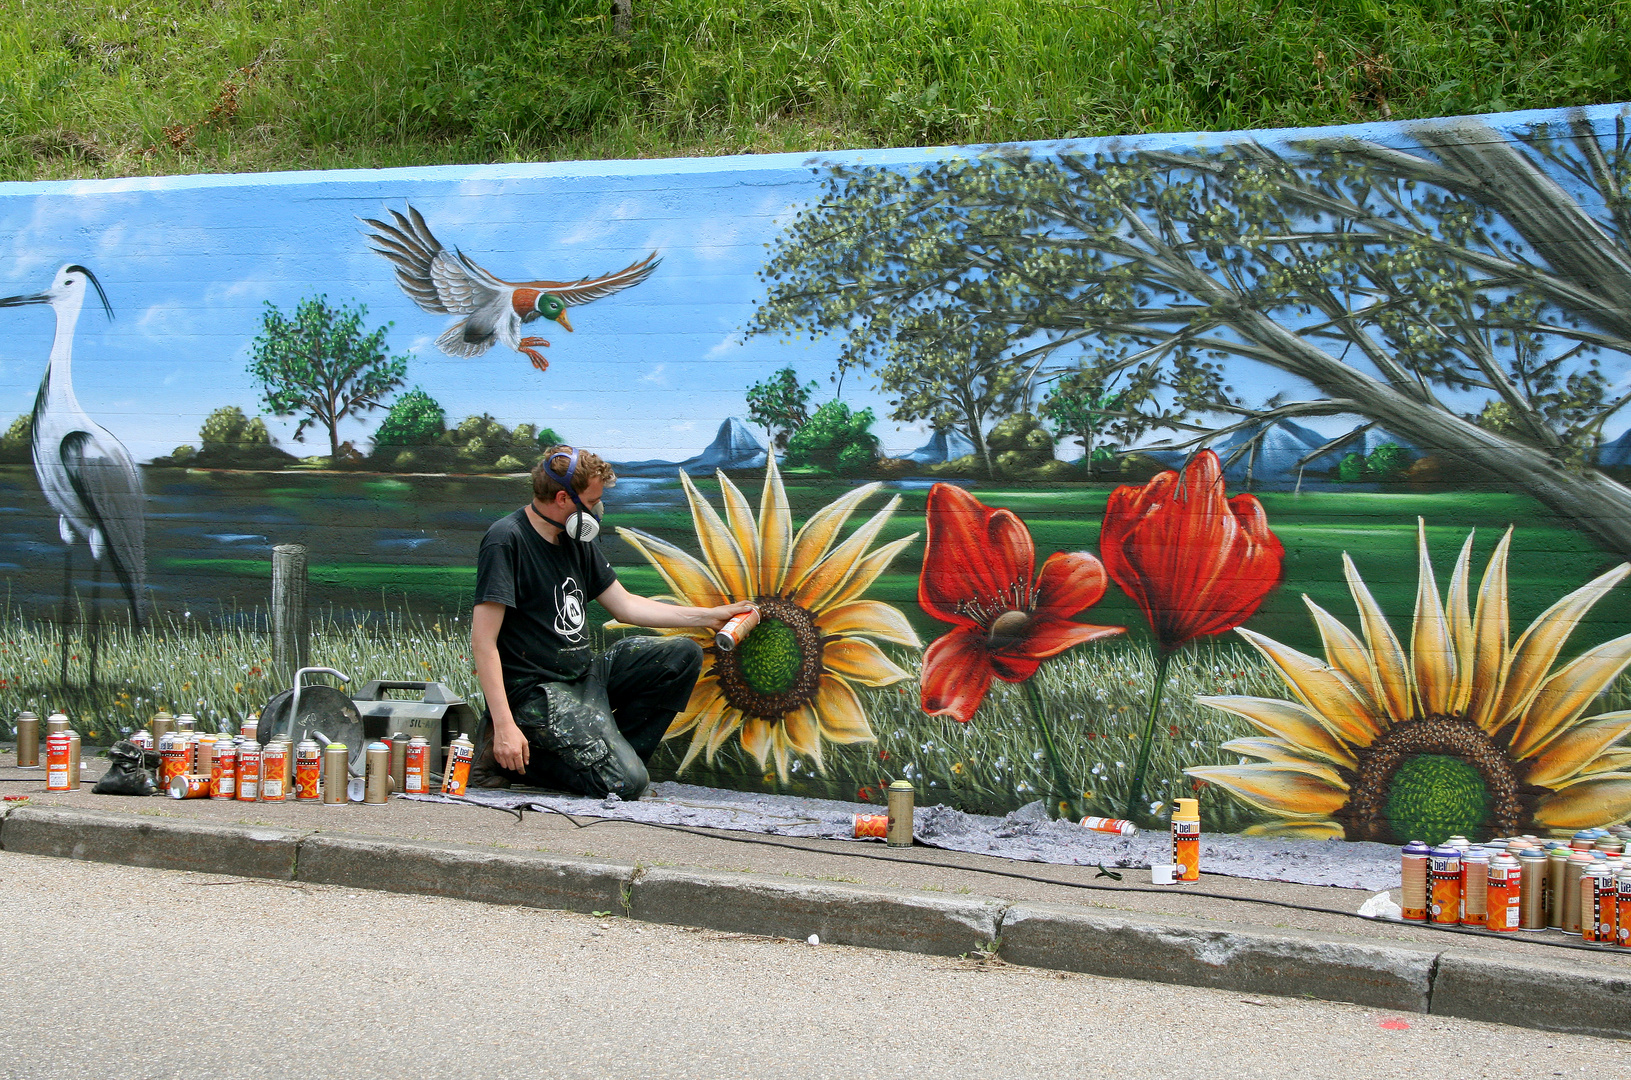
[236,742,261,801]
[45,729,71,792]
[441,732,474,796]
[1429,847,1462,925]
[260,740,288,801]
[1617,869,1631,948]
[211,741,237,799]
[1171,798,1200,883]
[1486,852,1520,932]
[1400,841,1430,921]
[404,736,431,794]
[294,739,322,801]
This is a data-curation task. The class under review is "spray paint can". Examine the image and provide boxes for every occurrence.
[441,732,474,796]
[294,739,321,801]
[193,734,217,779]
[1571,830,1596,851]
[364,741,391,804]
[1583,865,1615,943]
[1486,852,1520,932]
[211,740,237,799]
[1171,798,1200,883]
[886,779,914,847]
[15,712,39,768]
[388,732,409,794]
[321,743,348,805]
[239,717,258,739]
[175,713,196,735]
[713,605,761,652]
[149,711,175,746]
[404,737,430,794]
[130,728,152,754]
[159,732,190,792]
[1080,816,1139,836]
[167,774,211,800]
[1518,847,1548,930]
[1617,869,1631,948]
[1399,840,1430,922]
[1563,851,1594,934]
[853,814,888,838]
[260,740,288,801]
[1546,846,1571,928]
[1429,847,1462,925]
[1460,848,1489,927]
[45,729,71,792]
[66,730,81,788]
[236,741,261,802]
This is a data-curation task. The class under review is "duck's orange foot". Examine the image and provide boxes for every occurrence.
[519,341,550,372]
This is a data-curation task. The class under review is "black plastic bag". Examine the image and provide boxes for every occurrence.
[92,739,157,796]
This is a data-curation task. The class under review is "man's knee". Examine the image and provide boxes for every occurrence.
[600,742,650,799]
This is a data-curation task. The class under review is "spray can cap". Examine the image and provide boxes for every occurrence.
[1402,840,1431,855]
[327,742,346,750]
[888,779,914,792]
[1173,798,1199,821]
[1521,847,1547,858]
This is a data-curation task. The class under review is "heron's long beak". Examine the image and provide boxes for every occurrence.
[0,292,48,308]
[556,310,574,333]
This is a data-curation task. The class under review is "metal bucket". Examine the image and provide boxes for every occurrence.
[350,680,478,777]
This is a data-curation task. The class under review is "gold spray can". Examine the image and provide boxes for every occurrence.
[364,741,391,804]
[1518,847,1548,930]
[149,710,175,746]
[66,730,81,789]
[321,742,348,804]
[388,732,409,793]
[14,712,39,768]
[886,779,914,847]
[1546,846,1571,927]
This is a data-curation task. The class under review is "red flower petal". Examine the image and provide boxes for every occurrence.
[919,484,1035,625]
[1004,616,1126,666]
[1035,551,1108,619]
[920,626,995,723]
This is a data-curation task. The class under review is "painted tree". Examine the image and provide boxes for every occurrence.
[744,366,817,450]
[744,108,1631,556]
[373,387,446,448]
[874,315,1023,478]
[249,296,408,462]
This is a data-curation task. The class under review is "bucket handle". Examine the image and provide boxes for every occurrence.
[290,666,351,740]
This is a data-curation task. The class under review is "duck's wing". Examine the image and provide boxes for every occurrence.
[516,252,662,306]
[60,427,148,625]
[361,205,506,316]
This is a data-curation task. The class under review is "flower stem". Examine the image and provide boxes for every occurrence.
[1123,649,1175,823]
[1023,678,1079,820]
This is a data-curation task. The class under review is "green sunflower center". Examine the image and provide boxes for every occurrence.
[1383,754,1492,847]
[715,595,824,721]
[738,618,800,695]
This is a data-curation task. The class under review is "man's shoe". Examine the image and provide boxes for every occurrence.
[469,714,514,789]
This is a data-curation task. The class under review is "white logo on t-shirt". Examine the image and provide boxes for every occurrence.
[554,576,587,641]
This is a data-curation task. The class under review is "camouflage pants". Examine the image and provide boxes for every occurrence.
[480,635,703,799]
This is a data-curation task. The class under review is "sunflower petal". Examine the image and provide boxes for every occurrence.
[1343,552,1414,723]
[1411,519,1455,717]
[716,470,760,596]
[1241,819,1347,839]
[1509,633,1631,761]
[758,455,792,595]
[788,482,882,593]
[1181,764,1349,816]
[1497,561,1631,734]
[815,599,922,647]
[783,704,825,770]
[1219,736,1313,764]
[667,675,722,738]
[739,717,772,768]
[1195,696,1357,769]
[679,471,752,601]
[1465,528,1512,732]
[822,637,912,687]
[813,674,875,743]
[1445,531,1476,714]
[1234,627,1382,748]
[1532,774,1631,829]
[615,528,730,609]
[705,707,745,763]
[1302,596,1378,711]
[793,496,901,611]
[1523,710,1631,788]
[1576,747,1631,779]
[819,534,918,613]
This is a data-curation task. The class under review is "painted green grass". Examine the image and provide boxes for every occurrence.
[6,0,1629,183]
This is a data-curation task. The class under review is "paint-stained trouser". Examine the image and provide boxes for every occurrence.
[477,635,703,799]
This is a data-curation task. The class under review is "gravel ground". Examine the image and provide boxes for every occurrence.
[0,851,1617,1080]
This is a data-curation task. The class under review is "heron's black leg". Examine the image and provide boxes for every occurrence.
[59,545,73,691]
[88,560,102,690]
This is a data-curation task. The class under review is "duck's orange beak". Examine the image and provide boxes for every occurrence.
[555,309,574,333]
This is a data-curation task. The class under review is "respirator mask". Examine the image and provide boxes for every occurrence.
[541,447,604,542]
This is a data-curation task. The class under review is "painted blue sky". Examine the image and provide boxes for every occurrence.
[1,104,1627,465]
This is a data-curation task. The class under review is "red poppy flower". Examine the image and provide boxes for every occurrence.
[1100,450,1284,651]
[919,483,1124,723]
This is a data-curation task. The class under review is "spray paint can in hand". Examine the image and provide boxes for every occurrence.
[294,739,321,801]
[886,779,914,847]
[45,729,71,792]
[321,742,348,805]
[211,740,237,800]
[364,741,391,804]
[1518,847,1547,930]
[1171,798,1200,883]
[404,736,430,794]
[441,732,474,796]
[1429,847,1462,925]
[15,712,39,768]
[1486,852,1520,932]
[1400,840,1430,922]
[713,605,760,652]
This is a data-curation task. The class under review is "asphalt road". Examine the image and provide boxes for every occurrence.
[0,851,1617,1079]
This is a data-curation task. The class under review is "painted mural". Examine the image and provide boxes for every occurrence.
[6,103,1631,841]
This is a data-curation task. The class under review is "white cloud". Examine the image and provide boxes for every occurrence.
[640,363,668,385]
[670,420,696,432]
[705,332,742,358]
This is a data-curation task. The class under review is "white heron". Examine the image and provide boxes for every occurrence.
[0,264,147,686]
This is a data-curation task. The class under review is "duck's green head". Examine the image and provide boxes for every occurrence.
[534,293,574,331]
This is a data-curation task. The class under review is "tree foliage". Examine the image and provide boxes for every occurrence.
[248,295,408,461]
[0,413,31,464]
[784,400,879,475]
[744,367,817,450]
[199,406,271,449]
[373,387,446,447]
[875,321,1024,478]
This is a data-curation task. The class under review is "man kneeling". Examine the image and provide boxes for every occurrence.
[469,446,750,796]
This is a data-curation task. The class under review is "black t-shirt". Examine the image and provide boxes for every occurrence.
[473,507,617,689]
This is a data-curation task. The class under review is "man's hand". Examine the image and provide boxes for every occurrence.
[492,716,530,773]
[699,600,757,631]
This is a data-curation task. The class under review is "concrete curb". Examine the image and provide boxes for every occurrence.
[4,806,1628,1039]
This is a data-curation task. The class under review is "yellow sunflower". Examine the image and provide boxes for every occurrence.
[1186,520,1631,842]
[613,456,920,781]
